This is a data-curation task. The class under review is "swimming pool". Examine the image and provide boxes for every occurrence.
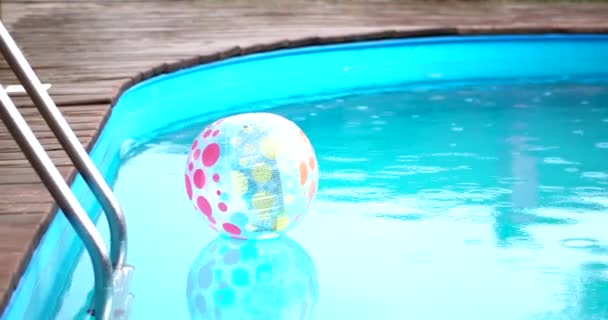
[2,34,608,320]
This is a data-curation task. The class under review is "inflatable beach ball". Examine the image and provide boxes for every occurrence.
[186,237,318,320]
[185,112,318,240]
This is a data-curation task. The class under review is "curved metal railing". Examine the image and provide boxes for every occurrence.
[0,20,130,319]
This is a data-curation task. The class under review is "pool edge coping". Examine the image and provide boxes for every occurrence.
[109,26,608,106]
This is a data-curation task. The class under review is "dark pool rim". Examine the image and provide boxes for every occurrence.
[111,30,608,105]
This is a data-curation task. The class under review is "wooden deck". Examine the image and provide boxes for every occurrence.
[1,0,608,313]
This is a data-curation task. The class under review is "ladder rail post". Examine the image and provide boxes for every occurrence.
[0,86,113,320]
[0,20,128,271]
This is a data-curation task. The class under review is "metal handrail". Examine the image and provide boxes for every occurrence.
[0,20,127,272]
[0,86,114,319]
[0,20,129,319]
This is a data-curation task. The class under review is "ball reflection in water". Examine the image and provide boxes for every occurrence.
[186,236,318,320]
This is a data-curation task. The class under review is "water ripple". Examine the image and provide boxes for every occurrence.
[528,146,560,151]
[539,186,567,193]
[396,155,420,162]
[527,208,582,224]
[382,165,446,175]
[321,156,369,163]
[429,152,478,158]
[560,238,601,251]
[374,213,425,221]
[538,266,562,274]
[322,187,391,201]
[543,157,579,165]
[582,172,608,180]
[581,262,608,272]
[324,170,368,181]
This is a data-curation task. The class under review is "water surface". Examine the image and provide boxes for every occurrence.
[58,81,608,319]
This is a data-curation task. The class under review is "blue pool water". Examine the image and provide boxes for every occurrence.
[3,35,608,320]
[62,81,608,319]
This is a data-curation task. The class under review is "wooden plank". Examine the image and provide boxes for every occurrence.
[0,150,69,161]
[0,129,98,140]
[0,136,95,150]
[15,108,108,117]
[0,202,53,216]
[0,213,50,314]
[0,214,46,252]
[0,121,101,133]
[0,166,74,186]
[0,157,73,167]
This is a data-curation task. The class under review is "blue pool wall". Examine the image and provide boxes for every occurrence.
[2,34,608,319]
